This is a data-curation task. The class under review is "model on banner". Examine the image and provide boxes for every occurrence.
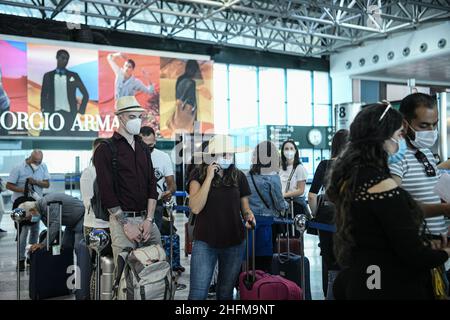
[0,66,10,135]
[40,49,89,135]
[0,66,10,113]
[167,60,212,134]
[159,58,213,138]
[107,52,155,99]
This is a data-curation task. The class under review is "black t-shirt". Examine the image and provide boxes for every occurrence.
[309,159,332,194]
[189,168,251,248]
[336,165,449,299]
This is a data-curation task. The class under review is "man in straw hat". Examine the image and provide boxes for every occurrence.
[188,134,256,300]
[93,96,162,263]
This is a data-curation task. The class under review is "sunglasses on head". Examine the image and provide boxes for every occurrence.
[414,150,436,177]
[378,101,392,122]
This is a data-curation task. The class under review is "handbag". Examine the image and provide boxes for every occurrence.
[431,265,449,300]
[307,161,335,235]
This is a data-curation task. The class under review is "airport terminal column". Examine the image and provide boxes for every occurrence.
[437,92,448,161]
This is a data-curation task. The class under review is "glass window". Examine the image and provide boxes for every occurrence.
[313,71,330,105]
[213,63,229,134]
[259,67,285,125]
[313,104,331,126]
[287,70,312,126]
[44,150,92,173]
[228,65,258,129]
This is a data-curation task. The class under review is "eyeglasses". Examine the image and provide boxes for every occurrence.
[378,101,392,122]
[414,150,436,177]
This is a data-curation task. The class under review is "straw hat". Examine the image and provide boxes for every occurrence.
[114,96,145,115]
[194,135,249,157]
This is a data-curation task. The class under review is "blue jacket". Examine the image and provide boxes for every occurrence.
[246,173,288,218]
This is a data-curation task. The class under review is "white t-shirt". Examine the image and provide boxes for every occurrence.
[151,149,175,200]
[279,164,308,197]
[80,165,109,229]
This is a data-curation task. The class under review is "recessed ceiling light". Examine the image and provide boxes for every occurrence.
[387,51,395,60]
[402,47,410,56]
[420,43,428,52]
[372,54,379,63]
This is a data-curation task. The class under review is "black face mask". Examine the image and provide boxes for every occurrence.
[148,145,155,153]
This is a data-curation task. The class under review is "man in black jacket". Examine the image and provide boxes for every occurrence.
[40,49,89,135]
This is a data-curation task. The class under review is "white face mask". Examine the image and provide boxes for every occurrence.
[409,126,438,149]
[284,150,296,160]
[122,117,142,135]
[30,163,39,171]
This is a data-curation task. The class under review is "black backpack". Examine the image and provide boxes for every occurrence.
[91,137,153,221]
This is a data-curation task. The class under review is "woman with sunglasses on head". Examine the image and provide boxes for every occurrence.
[328,103,450,300]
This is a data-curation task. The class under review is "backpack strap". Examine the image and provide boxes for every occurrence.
[103,138,119,195]
[285,167,296,194]
[136,137,155,183]
[249,173,270,209]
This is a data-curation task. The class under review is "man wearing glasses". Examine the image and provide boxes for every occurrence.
[390,93,450,247]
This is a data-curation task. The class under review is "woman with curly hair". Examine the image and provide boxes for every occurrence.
[327,103,450,300]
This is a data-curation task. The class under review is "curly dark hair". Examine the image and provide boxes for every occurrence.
[326,103,424,267]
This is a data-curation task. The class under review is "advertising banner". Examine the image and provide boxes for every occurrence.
[0,36,213,139]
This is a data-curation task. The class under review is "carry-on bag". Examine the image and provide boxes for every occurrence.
[271,217,311,300]
[239,228,302,300]
[29,201,74,300]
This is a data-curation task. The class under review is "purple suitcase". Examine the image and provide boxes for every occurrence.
[239,229,302,300]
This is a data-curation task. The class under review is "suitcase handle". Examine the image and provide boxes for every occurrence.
[46,201,63,252]
[245,228,256,284]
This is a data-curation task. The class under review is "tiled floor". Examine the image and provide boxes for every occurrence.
[0,212,325,300]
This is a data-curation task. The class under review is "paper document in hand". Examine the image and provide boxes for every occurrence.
[433,172,450,203]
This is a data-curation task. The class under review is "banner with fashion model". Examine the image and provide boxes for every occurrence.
[0,35,213,139]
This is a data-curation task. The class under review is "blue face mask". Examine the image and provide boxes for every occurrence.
[217,157,233,170]
[388,138,407,164]
[31,214,41,223]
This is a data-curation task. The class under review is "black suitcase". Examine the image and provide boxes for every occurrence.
[29,201,74,300]
[271,208,312,300]
[76,239,92,300]
[271,253,312,300]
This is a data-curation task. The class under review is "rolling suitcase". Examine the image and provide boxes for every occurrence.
[274,237,301,255]
[271,217,312,300]
[90,252,115,300]
[239,228,302,300]
[99,255,114,300]
[76,239,92,300]
[29,201,74,300]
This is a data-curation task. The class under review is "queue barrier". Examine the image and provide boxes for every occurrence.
[273,217,336,233]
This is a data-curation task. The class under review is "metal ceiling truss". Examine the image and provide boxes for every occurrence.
[0,0,449,57]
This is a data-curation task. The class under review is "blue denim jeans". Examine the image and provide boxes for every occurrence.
[189,240,245,300]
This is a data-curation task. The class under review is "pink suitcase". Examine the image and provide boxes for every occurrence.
[239,229,302,300]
